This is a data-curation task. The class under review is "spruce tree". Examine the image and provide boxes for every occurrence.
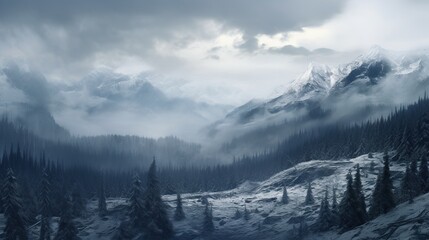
[368,153,396,218]
[174,193,185,221]
[339,171,361,230]
[129,174,146,228]
[400,164,413,203]
[410,158,421,197]
[39,169,52,240]
[304,182,314,205]
[416,113,429,154]
[202,204,214,234]
[281,184,289,204]
[419,156,429,193]
[233,208,242,219]
[331,187,339,226]
[71,186,85,218]
[317,189,332,231]
[54,195,78,240]
[98,177,107,217]
[2,168,28,240]
[397,127,415,161]
[144,159,173,239]
[353,164,367,223]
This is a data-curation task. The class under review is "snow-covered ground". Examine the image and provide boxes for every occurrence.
[2,152,428,239]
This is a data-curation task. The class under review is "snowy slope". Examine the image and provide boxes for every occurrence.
[3,153,421,239]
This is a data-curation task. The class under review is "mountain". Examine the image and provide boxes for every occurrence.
[210,47,429,153]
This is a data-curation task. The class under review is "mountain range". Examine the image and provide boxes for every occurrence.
[209,46,429,155]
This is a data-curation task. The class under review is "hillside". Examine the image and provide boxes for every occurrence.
[4,152,424,240]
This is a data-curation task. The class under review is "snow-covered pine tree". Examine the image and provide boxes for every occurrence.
[144,159,174,239]
[317,189,332,231]
[368,152,396,218]
[129,174,146,228]
[39,169,52,240]
[98,176,107,217]
[202,204,214,234]
[419,156,429,193]
[353,164,367,224]
[174,193,185,221]
[54,195,78,240]
[281,184,289,204]
[339,171,361,230]
[304,182,314,205]
[2,168,28,240]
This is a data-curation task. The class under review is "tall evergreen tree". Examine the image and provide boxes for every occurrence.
[98,177,107,217]
[174,193,185,221]
[304,182,314,205]
[416,113,429,155]
[331,187,339,226]
[353,164,367,223]
[244,206,250,221]
[202,204,214,234]
[144,159,174,239]
[281,184,289,204]
[400,164,413,203]
[54,195,78,240]
[339,171,361,230]
[2,168,28,240]
[419,156,429,193]
[368,153,396,218]
[129,174,146,228]
[39,169,52,240]
[410,158,421,196]
[397,127,415,161]
[317,189,332,231]
[71,186,85,218]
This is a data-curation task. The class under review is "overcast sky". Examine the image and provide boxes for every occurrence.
[1,0,429,106]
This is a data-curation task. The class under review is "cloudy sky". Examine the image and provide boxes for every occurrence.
[1,0,429,106]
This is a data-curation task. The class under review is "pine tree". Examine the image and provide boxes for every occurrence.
[416,113,429,155]
[39,169,52,240]
[2,168,28,240]
[174,193,185,221]
[54,195,78,240]
[331,187,339,226]
[397,127,415,161]
[317,189,332,231]
[353,164,367,223]
[339,171,361,230]
[129,174,146,228]
[419,156,429,193]
[400,163,413,203]
[368,153,396,218]
[71,186,85,218]
[144,159,174,239]
[281,184,289,204]
[304,182,314,205]
[202,204,214,234]
[410,158,421,197]
[98,177,107,217]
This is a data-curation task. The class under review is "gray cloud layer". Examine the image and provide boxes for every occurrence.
[0,0,345,74]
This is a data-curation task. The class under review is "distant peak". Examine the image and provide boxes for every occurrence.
[359,45,389,62]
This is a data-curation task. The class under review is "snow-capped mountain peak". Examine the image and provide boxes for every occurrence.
[289,62,333,93]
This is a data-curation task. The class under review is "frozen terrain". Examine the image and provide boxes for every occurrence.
[2,152,427,239]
